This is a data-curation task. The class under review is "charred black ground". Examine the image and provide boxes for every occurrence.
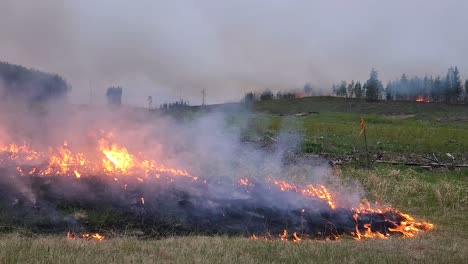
[0,165,419,240]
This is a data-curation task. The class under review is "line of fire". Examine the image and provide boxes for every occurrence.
[0,129,433,242]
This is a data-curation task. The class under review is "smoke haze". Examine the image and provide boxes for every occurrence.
[1,0,467,106]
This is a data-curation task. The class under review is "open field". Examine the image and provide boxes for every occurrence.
[1,98,467,263]
[255,96,468,119]
[0,231,466,264]
[1,166,466,264]
[246,98,468,158]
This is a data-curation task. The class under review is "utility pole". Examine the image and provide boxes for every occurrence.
[202,89,206,106]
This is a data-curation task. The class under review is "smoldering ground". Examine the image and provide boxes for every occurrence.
[0,100,432,240]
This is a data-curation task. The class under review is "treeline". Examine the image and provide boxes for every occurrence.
[333,67,468,103]
[0,61,69,103]
[160,99,190,110]
[243,90,302,103]
[243,83,323,103]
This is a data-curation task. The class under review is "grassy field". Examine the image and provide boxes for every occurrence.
[1,166,466,263]
[0,232,466,264]
[248,98,468,157]
[255,96,468,118]
[1,98,467,263]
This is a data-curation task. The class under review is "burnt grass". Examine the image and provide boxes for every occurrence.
[0,167,412,240]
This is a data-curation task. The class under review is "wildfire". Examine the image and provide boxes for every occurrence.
[1,130,434,242]
[0,131,196,182]
[292,232,301,243]
[350,199,434,240]
[239,178,250,186]
[0,142,41,161]
[415,96,431,103]
[273,180,336,209]
[67,231,105,241]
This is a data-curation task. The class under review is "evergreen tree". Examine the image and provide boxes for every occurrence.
[445,67,454,103]
[453,67,463,102]
[365,68,382,102]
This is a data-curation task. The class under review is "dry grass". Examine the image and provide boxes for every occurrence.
[1,166,466,264]
[0,232,466,264]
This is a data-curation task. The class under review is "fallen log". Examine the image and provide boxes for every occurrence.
[375,160,468,168]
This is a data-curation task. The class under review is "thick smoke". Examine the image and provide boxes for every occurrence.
[0,93,376,237]
[1,0,468,105]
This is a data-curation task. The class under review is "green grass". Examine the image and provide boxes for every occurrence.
[255,96,468,118]
[243,111,468,155]
[302,112,468,154]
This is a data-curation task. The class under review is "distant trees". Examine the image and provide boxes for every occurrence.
[0,61,69,103]
[354,82,363,98]
[106,86,123,106]
[333,66,468,104]
[259,90,274,101]
[243,89,300,103]
[333,80,367,99]
[244,92,256,104]
[160,99,190,110]
[333,81,348,97]
[276,91,296,99]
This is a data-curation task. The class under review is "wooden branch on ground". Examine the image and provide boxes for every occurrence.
[375,160,468,168]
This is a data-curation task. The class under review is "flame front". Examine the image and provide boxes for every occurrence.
[66,232,105,241]
[0,131,195,182]
[1,130,433,242]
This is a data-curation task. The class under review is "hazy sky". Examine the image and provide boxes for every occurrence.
[1,0,467,106]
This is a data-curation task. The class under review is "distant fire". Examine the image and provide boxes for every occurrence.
[67,231,105,241]
[0,130,433,242]
[415,96,431,103]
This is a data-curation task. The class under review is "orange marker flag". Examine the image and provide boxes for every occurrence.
[359,117,366,137]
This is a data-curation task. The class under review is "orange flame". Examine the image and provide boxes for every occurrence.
[66,232,105,241]
[292,232,301,243]
[274,180,336,209]
[0,131,196,183]
[416,96,431,103]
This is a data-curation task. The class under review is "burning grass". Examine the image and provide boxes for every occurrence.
[0,144,465,263]
[0,134,434,241]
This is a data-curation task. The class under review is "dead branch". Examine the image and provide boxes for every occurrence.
[375,160,468,168]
